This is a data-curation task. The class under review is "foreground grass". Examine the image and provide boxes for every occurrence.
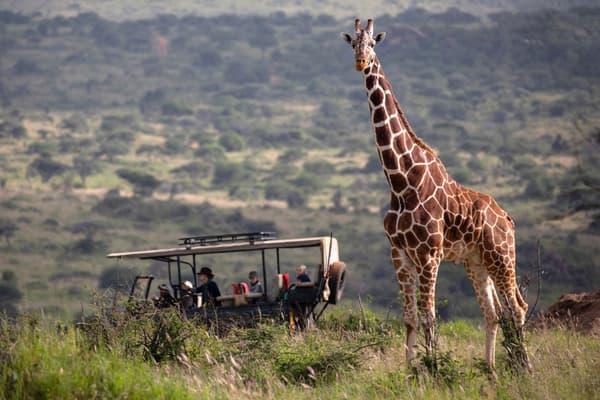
[1,304,599,399]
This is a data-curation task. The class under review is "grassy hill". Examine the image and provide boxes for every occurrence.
[0,6,598,321]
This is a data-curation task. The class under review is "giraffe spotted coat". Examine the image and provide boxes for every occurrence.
[343,18,529,372]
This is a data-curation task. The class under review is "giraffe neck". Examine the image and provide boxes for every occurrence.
[363,57,445,195]
[363,56,435,158]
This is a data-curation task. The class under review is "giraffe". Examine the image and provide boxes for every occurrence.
[341,19,530,372]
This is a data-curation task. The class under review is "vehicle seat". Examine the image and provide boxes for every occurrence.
[231,282,248,306]
[276,273,290,301]
[278,273,289,290]
[232,282,249,295]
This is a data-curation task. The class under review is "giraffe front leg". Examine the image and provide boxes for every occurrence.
[417,258,440,358]
[392,247,418,366]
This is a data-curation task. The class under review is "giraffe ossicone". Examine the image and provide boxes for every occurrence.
[342,18,531,373]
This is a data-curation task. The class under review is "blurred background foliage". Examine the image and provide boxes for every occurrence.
[0,3,598,320]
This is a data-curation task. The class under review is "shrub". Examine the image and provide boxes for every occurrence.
[264,181,293,200]
[212,161,248,186]
[286,189,307,209]
[218,133,245,152]
[274,338,361,385]
[161,101,193,116]
[27,155,68,182]
[303,160,335,175]
[60,114,89,132]
[292,171,321,192]
[0,218,18,244]
[97,265,138,291]
[116,168,161,197]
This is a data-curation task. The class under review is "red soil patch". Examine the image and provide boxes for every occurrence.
[529,291,600,337]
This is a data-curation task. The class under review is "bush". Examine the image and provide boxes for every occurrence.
[27,156,68,182]
[218,133,245,152]
[0,218,18,245]
[116,168,161,197]
[303,160,335,175]
[212,161,248,187]
[286,189,307,209]
[97,265,138,291]
[161,101,193,116]
[61,114,88,132]
[264,181,293,200]
[292,171,322,192]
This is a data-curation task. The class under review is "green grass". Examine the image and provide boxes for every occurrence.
[1,304,599,399]
[0,316,194,399]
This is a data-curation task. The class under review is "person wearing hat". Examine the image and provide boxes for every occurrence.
[248,270,263,294]
[153,283,176,308]
[195,267,221,307]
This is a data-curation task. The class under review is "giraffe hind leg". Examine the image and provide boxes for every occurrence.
[490,261,531,371]
[465,260,500,371]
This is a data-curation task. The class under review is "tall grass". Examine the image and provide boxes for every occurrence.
[1,304,599,399]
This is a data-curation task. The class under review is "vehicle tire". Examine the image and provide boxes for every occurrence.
[327,261,347,304]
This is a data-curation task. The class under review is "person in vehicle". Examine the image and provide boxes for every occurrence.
[153,283,176,308]
[179,280,194,310]
[196,267,221,307]
[248,270,263,294]
[295,264,312,286]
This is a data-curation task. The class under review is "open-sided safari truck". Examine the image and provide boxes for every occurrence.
[107,232,347,329]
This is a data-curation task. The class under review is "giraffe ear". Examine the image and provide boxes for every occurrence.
[340,32,353,44]
[374,32,387,43]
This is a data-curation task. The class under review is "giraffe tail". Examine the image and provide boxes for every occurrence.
[492,284,503,319]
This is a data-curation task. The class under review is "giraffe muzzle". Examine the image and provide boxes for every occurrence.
[355,60,368,71]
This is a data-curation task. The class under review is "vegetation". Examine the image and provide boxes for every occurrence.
[1,304,599,399]
[0,5,598,322]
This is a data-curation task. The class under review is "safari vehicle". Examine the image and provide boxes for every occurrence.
[107,232,347,329]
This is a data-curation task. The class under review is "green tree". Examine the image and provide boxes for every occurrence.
[161,101,193,116]
[98,265,138,292]
[116,169,160,197]
[61,114,89,132]
[219,133,245,152]
[66,220,107,254]
[0,280,22,317]
[73,154,99,187]
[212,161,248,187]
[0,218,18,245]
[304,160,335,175]
[27,155,68,182]
[286,189,307,209]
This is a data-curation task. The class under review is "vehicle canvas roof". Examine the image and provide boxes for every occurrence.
[107,236,339,270]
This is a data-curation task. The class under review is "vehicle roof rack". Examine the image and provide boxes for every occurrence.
[178,232,277,247]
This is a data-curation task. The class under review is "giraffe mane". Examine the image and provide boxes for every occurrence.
[391,96,439,158]
[370,56,438,158]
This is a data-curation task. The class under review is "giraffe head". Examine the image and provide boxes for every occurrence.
[341,19,386,72]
